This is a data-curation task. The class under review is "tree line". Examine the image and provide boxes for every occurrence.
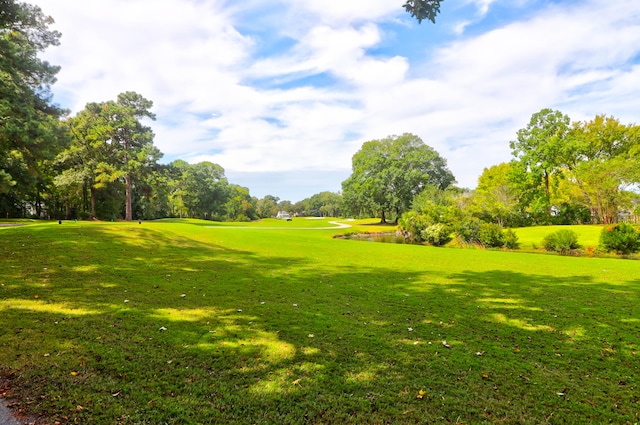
[340,112,639,228]
[0,0,443,221]
[2,1,638,225]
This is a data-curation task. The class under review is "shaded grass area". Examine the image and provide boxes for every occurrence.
[0,220,639,424]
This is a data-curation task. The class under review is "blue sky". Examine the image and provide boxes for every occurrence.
[35,0,640,202]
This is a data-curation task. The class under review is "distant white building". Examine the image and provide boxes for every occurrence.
[276,211,292,221]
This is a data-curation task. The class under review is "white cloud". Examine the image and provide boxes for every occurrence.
[34,0,640,200]
[472,0,496,17]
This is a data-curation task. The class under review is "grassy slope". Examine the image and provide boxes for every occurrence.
[0,219,638,424]
[513,225,604,250]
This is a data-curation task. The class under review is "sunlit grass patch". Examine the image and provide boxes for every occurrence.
[490,313,555,332]
[0,298,102,316]
[514,224,603,251]
[151,307,228,322]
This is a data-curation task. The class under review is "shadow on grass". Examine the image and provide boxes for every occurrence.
[1,225,639,424]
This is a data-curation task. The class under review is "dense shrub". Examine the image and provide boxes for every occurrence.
[542,229,579,254]
[503,229,520,249]
[398,211,430,243]
[421,223,453,246]
[456,219,517,249]
[599,223,640,254]
[456,218,483,245]
[234,214,251,222]
[77,211,91,220]
[478,222,505,248]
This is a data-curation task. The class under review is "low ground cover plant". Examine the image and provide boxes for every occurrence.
[542,229,580,254]
[0,219,638,424]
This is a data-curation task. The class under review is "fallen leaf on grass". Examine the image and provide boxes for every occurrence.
[416,389,427,399]
[70,371,78,376]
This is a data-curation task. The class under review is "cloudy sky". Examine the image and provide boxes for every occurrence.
[34,0,640,202]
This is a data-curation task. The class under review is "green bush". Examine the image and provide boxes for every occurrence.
[599,223,640,254]
[398,211,430,243]
[77,211,91,220]
[234,214,251,222]
[456,218,483,245]
[456,220,516,249]
[478,223,505,248]
[542,229,579,254]
[503,229,520,249]
[421,223,453,246]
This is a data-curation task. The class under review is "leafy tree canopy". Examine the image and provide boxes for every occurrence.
[403,0,444,24]
[342,133,455,223]
[509,108,571,220]
[0,0,64,193]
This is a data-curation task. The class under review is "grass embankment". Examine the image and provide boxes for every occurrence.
[0,219,638,424]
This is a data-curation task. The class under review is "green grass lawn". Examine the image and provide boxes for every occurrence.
[1,219,639,424]
[513,225,604,251]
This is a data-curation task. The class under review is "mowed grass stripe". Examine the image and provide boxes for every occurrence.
[0,220,638,424]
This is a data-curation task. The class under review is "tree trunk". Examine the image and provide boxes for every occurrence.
[380,210,386,224]
[543,170,551,218]
[35,192,42,218]
[125,173,132,221]
[90,186,96,219]
[82,181,88,215]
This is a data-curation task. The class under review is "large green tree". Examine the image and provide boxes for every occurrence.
[468,162,520,226]
[342,133,455,223]
[510,109,571,222]
[0,0,66,215]
[184,161,228,219]
[256,194,279,218]
[566,115,640,223]
[100,92,160,221]
[164,160,229,219]
[303,191,342,217]
[56,93,161,220]
[55,103,112,218]
[224,184,256,221]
